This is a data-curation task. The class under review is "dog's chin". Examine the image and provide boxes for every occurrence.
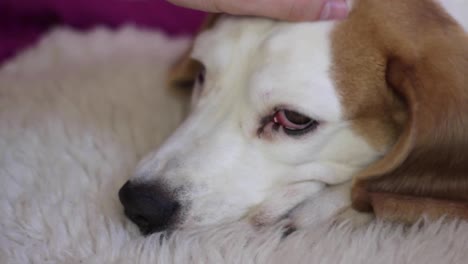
[137,222,181,237]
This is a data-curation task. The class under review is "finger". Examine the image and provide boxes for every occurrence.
[167,0,223,12]
[167,0,348,21]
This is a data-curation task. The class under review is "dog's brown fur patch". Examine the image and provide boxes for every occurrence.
[332,0,468,219]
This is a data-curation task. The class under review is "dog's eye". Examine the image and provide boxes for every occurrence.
[273,109,319,136]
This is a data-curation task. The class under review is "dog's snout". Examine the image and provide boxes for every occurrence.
[118,181,180,235]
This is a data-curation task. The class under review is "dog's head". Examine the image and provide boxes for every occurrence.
[119,0,468,234]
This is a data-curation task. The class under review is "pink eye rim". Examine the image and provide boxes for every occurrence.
[273,109,319,136]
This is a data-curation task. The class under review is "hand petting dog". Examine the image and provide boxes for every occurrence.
[167,0,349,21]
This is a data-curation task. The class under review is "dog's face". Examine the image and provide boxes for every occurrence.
[119,17,388,234]
[120,0,468,234]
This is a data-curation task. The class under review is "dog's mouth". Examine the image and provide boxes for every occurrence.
[123,209,173,235]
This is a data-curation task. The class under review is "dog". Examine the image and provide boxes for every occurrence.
[119,0,468,235]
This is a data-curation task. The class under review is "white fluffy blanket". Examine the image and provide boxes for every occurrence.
[1,27,467,264]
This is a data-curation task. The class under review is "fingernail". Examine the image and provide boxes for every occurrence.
[319,0,349,20]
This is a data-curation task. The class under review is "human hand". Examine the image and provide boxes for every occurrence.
[167,0,348,21]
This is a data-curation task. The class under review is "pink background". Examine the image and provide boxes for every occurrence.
[0,0,206,64]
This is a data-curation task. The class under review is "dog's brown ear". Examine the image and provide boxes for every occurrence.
[168,14,220,89]
[351,3,468,222]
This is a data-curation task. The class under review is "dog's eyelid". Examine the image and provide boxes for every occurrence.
[274,109,317,127]
[257,108,320,138]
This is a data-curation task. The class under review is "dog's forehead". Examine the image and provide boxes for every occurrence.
[191,17,276,73]
[251,22,342,121]
[192,17,342,121]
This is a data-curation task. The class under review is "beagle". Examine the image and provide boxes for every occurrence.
[119,0,468,235]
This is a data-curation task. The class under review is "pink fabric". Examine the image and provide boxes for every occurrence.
[0,0,206,64]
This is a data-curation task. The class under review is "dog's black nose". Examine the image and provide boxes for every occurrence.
[118,181,180,235]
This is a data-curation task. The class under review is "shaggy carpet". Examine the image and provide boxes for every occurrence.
[1,26,467,264]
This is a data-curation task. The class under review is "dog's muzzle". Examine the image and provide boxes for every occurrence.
[118,181,180,235]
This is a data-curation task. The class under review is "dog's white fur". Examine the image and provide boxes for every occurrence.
[134,19,380,227]
[132,0,468,229]
[3,25,468,264]
[133,18,377,227]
